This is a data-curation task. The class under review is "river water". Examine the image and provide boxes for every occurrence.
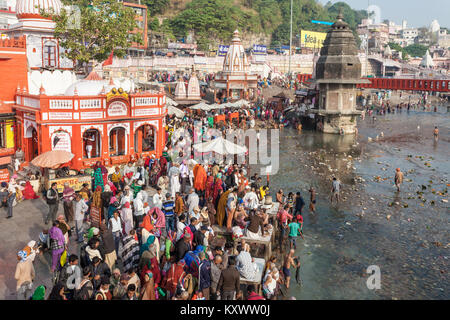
[253,106,449,299]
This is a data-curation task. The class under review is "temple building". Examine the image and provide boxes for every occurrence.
[173,71,202,105]
[0,0,167,171]
[312,13,369,134]
[213,30,258,102]
[13,72,167,170]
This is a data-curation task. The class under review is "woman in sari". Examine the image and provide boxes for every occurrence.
[150,160,160,186]
[49,222,65,273]
[22,181,39,200]
[204,175,214,200]
[92,168,104,192]
[212,174,223,203]
[93,161,108,187]
[216,189,232,227]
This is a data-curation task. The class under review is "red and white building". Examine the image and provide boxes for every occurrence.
[0,0,167,171]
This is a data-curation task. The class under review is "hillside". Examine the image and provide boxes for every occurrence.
[144,0,367,50]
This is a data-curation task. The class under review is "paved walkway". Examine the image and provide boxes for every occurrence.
[0,187,158,300]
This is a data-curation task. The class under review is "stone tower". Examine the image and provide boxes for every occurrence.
[314,12,368,134]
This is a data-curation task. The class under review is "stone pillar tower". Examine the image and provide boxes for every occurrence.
[314,12,368,134]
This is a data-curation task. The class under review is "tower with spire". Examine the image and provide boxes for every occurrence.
[311,11,369,134]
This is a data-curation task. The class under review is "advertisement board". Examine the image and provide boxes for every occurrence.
[300,30,327,49]
[218,45,229,56]
[253,44,267,55]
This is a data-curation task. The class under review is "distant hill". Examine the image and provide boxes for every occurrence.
[143,0,367,50]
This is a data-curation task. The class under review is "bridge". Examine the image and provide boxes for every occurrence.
[357,77,450,93]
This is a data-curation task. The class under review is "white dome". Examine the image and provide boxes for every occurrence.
[16,0,62,19]
[65,80,110,96]
[64,78,134,96]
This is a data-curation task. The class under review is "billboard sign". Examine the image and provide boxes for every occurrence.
[218,45,229,56]
[253,44,267,55]
[300,30,327,49]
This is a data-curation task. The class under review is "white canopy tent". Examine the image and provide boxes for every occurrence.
[193,137,247,155]
[167,105,185,118]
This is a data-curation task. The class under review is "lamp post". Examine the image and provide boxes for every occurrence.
[289,0,293,78]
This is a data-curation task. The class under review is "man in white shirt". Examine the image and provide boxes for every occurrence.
[136,185,148,205]
[176,214,187,242]
[186,188,199,223]
[74,193,89,243]
[152,187,163,209]
[133,192,144,227]
[109,210,123,255]
[243,186,259,210]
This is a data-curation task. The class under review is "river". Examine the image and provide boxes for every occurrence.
[253,106,449,299]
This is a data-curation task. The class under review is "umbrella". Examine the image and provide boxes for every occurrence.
[234,99,250,107]
[168,105,185,118]
[31,150,74,169]
[193,137,247,155]
[189,102,211,111]
[166,96,179,106]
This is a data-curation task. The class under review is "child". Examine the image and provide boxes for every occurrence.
[287,192,295,214]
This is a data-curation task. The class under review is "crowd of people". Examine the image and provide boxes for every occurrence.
[13,108,312,301]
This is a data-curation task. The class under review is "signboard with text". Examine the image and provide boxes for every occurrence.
[218,45,229,56]
[253,44,267,55]
[300,30,327,49]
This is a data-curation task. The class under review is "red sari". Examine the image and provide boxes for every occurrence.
[22,181,39,200]
[205,176,215,200]
[213,178,223,203]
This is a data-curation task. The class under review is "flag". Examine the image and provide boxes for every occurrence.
[102,51,114,67]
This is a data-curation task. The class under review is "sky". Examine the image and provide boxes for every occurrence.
[318,0,449,29]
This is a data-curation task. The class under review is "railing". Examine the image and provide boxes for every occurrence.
[49,99,73,109]
[0,36,26,49]
[80,99,102,109]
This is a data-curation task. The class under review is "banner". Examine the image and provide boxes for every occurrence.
[218,45,229,56]
[253,44,267,55]
[300,30,327,49]
[0,169,9,183]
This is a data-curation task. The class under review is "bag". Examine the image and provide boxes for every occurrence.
[79,244,89,269]
[60,250,67,267]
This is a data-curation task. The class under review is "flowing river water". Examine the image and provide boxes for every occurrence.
[251,106,449,299]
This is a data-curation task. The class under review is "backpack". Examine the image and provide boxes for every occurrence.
[79,244,90,269]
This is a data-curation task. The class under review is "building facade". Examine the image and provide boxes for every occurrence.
[13,75,167,170]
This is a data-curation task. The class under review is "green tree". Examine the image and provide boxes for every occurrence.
[141,0,169,15]
[43,0,141,74]
[404,44,429,58]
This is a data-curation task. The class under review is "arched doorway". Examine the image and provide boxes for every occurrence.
[134,124,156,153]
[25,126,38,161]
[83,129,101,159]
[109,127,126,156]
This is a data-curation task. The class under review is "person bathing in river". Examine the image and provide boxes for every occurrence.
[283,249,299,290]
[394,168,404,192]
[309,187,316,213]
[433,126,439,141]
[330,177,341,204]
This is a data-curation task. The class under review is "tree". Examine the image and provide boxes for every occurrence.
[404,44,428,58]
[43,0,141,74]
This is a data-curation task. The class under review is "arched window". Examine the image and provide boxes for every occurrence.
[110,127,126,156]
[83,129,101,159]
[134,124,156,153]
[43,40,57,68]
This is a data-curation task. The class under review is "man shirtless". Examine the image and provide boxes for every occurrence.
[434,126,439,141]
[394,168,404,192]
[309,187,316,213]
[283,249,299,289]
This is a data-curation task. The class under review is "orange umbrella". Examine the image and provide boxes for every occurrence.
[31,150,74,169]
